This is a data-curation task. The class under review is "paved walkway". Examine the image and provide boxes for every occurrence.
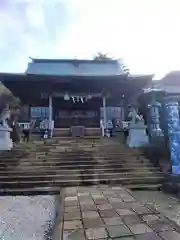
[61,185,180,239]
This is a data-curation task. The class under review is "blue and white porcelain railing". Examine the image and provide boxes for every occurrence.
[165,100,180,175]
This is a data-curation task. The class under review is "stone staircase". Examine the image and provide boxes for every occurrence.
[53,127,101,137]
[0,138,163,195]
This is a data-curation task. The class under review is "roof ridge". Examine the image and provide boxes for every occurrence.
[29,58,118,63]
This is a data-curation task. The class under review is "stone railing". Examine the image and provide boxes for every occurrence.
[18,120,54,137]
[18,122,31,130]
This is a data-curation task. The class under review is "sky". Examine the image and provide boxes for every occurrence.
[0,0,180,79]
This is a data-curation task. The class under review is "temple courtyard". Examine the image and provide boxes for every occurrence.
[0,58,180,239]
[0,138,178,239]
[1,186,180,239]
[55,185,180,240]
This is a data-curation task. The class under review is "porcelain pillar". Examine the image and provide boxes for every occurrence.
[166,99,180,174]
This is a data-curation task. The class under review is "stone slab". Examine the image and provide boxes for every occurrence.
[83,218,104,228]
[63,229,86,240]
[60,185,180,240]
[150,219,175,233]
[82,211,100,219]
[117,208,136,216]
[122,215,143,224]
[103,216,123,226]
[99,209,119,218]
[128,223,153,235]
[107,225,132,238]
[135,232,162,240]
[64,211,81,221]
[64,220,83,230]
[159,230,180,240]
[85,227,108,239]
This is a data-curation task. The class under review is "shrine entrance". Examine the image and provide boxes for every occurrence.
[1,58,153,135]
[53,96,101,128]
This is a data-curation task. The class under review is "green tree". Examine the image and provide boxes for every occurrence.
[94,52,130,75]
[94,52,112,60]
[0,84,20,110]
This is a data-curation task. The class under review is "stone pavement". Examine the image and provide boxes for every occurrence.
[61,185,180,240]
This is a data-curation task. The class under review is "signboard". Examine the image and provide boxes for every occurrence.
[100,107,123,120]
[30,107,49,119]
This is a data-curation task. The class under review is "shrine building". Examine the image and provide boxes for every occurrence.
[0,58,153,132]
[2,58,180,175]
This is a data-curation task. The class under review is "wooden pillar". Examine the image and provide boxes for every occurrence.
[48,95,53,135]
[103,96,107,126]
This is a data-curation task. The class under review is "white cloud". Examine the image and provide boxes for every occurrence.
[55,0,180,78]
[0,0,180,79]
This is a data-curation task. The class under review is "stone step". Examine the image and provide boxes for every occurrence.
[0,171,162,181]
[0,162,154,168]
[51,136,101,141]
[1,150,143,154]
[53,128,101,135]
[8,147,141,152]
[0,167,160,175]
[0,163,155,170]
[0,187,60,196]
[53,133,101,138]
[37,154,146,158]
[34,153,145,157]
[42,155,145,160]
[0,138,163,194]
[126,183,162,191]
[42,150,143,154]
[0,176,163,189]
[27,158,149,163]
[0,159,151,165]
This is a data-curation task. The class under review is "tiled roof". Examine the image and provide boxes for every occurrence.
[26,58,126,76]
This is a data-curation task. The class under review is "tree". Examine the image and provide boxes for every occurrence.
[94,52,112,60]
[0,84,20,111]
[118,59,130,75]
[94,52,130,75]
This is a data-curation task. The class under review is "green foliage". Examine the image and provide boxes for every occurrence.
[0,84,20,109]
[94,52,112,60]
[94,52,130,74]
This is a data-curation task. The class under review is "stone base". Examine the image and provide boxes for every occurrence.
[71,126,85,138]
[127,128,149,148]
[162,175,180,197]
[0,126,13,150]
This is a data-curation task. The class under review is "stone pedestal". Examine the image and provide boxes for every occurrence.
[127,107,149,148]
[127,124,149,148]
[0,126,13,150]
[71,126,85,137]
